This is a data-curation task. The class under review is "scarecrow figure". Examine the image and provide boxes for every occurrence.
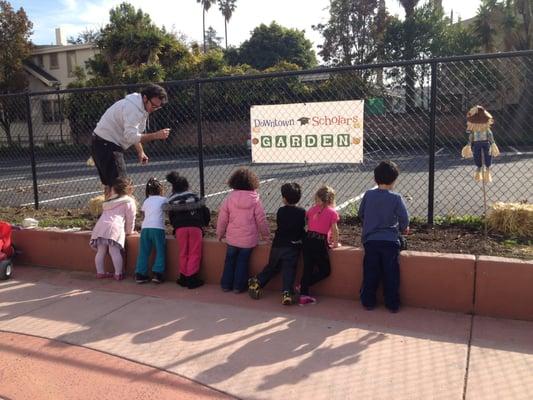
[461,105,500,182]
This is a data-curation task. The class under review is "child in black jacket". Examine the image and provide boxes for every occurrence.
[164,171,210,289]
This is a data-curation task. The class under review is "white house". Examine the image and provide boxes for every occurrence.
[5,28,99,146]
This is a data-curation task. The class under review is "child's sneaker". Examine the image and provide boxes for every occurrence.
[96,272,113,279]
[176,275,188,287]
[135,273,150,284]
[187,274,204,289]
[152,272,164,284]
[282,291,293,305]
[298,295,317,306]
[248,277,262,300]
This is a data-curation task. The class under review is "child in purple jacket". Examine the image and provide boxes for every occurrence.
[217,168,270,293]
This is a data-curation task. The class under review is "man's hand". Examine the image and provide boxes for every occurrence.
[138,151,149,165]
[155,128,170,140]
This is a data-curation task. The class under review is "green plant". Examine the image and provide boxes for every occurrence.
[433,215,484,230]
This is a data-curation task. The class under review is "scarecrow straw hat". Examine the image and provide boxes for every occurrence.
[466,105,494,131]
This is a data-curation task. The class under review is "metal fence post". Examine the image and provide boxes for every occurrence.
[25,92,39,209]
[56,85,64,143]
[195,81,205,197]
[427,61,437,224]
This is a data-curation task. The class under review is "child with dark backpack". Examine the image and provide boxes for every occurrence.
[164,171,210,289]
[248,182,306,305]
[358,160,410,313]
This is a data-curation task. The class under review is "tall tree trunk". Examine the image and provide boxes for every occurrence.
[404,6,416,112]
[225,19,228,49]
[376,0,386,87]
[202,9,206,53]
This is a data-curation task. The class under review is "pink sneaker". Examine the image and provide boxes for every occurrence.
[96,272,113,279]
[114,273,125,281]
[298,295,317,306]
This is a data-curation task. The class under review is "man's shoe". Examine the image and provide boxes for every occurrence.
[135,273,150,284]
[282,291,293,305]
[152,272,165,284]
[248,277,262,300]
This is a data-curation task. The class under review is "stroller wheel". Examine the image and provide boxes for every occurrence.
[0,259,12,280]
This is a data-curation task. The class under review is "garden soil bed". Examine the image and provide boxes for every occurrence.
[1,206,531,260]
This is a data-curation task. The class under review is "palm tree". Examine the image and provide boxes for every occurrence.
[398,0,420,111]
[474,0,498,52]
[513,0,532,50]
[197,0,216,52]
[376,0,387,86]
[218,0,237,49]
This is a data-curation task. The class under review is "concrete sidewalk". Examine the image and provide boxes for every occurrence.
[1,266,532,400]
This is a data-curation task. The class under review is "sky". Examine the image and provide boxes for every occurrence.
[13,0,482,52]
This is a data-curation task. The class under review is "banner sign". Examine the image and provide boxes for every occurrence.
[250,100,364,163]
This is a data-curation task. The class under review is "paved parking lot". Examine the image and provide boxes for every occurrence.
[0,148,532,217]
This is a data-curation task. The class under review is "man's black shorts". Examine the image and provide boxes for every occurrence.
[91,135,127,186]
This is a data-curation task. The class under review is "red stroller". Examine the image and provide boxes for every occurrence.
[0,221,15,280]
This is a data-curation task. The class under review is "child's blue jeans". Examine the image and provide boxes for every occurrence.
[135,228,166,275]
[221,245,253,292]
[360,240,400,310]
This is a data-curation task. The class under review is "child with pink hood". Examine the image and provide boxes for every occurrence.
[217,168,270,293]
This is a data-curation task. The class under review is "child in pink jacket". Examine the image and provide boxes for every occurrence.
[90,177,136,280]
[217,168,270,293]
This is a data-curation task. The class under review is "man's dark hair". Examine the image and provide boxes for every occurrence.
[141,84,168,104]
[281,182,301,205]
[166,171,189,193]
[228,167,259,190]
[374,160,399,185]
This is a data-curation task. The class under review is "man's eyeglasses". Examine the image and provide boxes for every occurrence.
[148,98,163,110]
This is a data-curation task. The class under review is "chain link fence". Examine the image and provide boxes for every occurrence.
[1,51,532,220]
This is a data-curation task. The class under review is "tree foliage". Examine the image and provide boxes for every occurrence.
[85,2,188,85]
[314,0,380,66]
[234,22,317,70]
[0,0,33,145]
[67,28,100,45]
[0,1,32,91]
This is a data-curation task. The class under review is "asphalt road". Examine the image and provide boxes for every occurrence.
[0,147,531,218]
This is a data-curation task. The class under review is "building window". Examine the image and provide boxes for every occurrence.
[35,55,44,68]
[67,51,77,77]
[41,100,63,123]
[49,53,59,69]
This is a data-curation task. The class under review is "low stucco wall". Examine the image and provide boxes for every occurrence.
[475,256,533,321]
[11,229,533,320]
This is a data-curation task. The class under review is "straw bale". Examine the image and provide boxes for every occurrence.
[487,202,533,237]
[88,195,105,218]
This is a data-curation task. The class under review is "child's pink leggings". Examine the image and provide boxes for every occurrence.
[175,227,202,276]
